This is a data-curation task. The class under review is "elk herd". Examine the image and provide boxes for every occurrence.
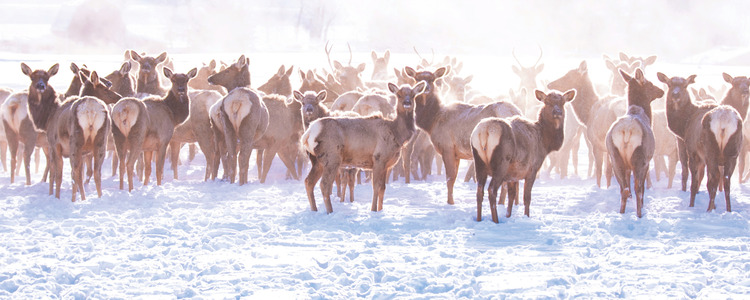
[0,46,747,223]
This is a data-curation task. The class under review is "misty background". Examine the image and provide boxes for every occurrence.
[0,0,749,65]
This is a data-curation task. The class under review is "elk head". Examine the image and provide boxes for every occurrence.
[129,50,168,85]
[620,68,664,108]
[371,50,390,80]
[512,47,544,90]
[258,65,294,97]
[403,66,448,98]
[21,62,59,103]
[207,55,250,91]
[723,72,750,102]
[619,52,657,70]
[165,67,198,102]
[536,89,576,130]
[657,72,697,111]
[80,71,121,105]
[293,90,327,124]
[299,69,327,94]
[325,41,365,91]
[388,81,426,116]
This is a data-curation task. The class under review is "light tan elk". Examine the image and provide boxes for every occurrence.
[405,66,521,205]
[22,63,110,201]
[168,89,223,181]
[511,47,544,116]
[472,89,575,222]
[652,110,679,188]
[1,90,47,185]
[370,50,391,81]
[325,42,365,92]
[111,67,196,191]
[302,81,425,213]
[0,88,12,172]
[606,105,654,218]
[189,59,227,95]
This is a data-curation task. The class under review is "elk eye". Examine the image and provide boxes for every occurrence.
[505,155,511,161]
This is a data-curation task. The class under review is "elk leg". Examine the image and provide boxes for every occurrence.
[522,174,538,217]
[347,169,356,203]
[474,152,488,222]
[0,141,6,172]
[143,151,154,186]
[724,156,736,212]
[442,153,460,205]
[304,155,323,212]
[169,140,181,180]
[705,160,720,212]
[464,162,475,183]
[593,149,604,188]
[502,180,515,219]
[259,148,277,184]
[667,152,678,189]
[678,139,689,192]
[238,142,252,186]
[70,151,84,202]
[320,167,336,214]
[6,126,18,184]
[94,144,105,198]
[689,154,705,208]
[255,148,264,181]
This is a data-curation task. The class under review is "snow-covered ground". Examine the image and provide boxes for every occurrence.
[1,47,750,298]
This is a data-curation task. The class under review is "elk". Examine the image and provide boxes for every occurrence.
[207,55,250,92]
[325,42,366,92]
[0,88,11,172]
[104,61,136,98]
[168,90,223,181]
[472,89,576,222]
[294,90,359,202]
[64,63,91,97]
[208,88,269,185]
[548,61,624,188]
[657,72,718,206]
[189,59,227,95]
[1,90,47,185]
[254,94,304,183]
[619,69,664,124]
[618,52,657,71]
[258,65,294,97]
[511,47,544,116]
[129,50,170,96]
[606,105,654,218]
[302,81,425,213]
[21,63,110,201]
[603,55,640,96]
[652,110,679,188]
[700,106,742,212]
[331,91,364,112]
[370,50,391,81]
[111,67,196,191]
[720,73,749,120]
[405,66,522,205]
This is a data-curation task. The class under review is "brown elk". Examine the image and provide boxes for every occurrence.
[302,81,425,213]
[64,63,91,97]
[258,65,294,97]
[22,63,110,201]
[619,69,665,124]
[405,66,522,205]
[254,94,304,183]
[472,89,576,222]
[129,50,170,96]
[168,90,223,181]
[701,106,742,212]
[720,73,749,120]
[208,88,269,185]
[606,105,654,218]
[105,61,136,98]
[325,42,366,92]
[657,72,720,207]
[207,55,250,92]
[111,67,196,191]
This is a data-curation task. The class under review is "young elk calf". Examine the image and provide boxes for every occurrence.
[302,81,426,213]
[606,106,654,218]
[111,67,196,191]
[472,89,575,222]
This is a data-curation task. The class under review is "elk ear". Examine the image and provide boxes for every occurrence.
[690,88,699,97]
[520,88,527,99]
[163,67,173,79]
[293,90,304,101]
[129,50,141,61]
[70,62,79,74]
[413,81,427,95]
[577,61,587,74]
[78,71,90,85]
[276,65,285,77]
[156,52,168,64]
[371,51,378,61]
[356,63,366,73]
[535,63,544,73]
[643,55,657,66]
[315,90,327,103]
[120,61,131,75]
[306,70,315,82]
[634,68,645,83]
[404,66,416,77]
[48,63,59,76]
[285,65,294,77]
[383,50,390,61]
[605,59,616,71]
[656,72,669,84]
[562,89,577,102]
[512,65,521,75]
[387,82,399,94]
[434,67,448,78]
[619,52,629,62]
[723,72,733,84]
[508,88,515,98]
[333,61,343,70]
[236,55,246,68]
[21,62,32,76]
[209,59,216,70]
[464,75,473,84]
[298,69,306,80]
[187,68,198,79]
[619,69,632,82]
[90,71,100,84]
[534,89,546,101]
[687,74,697,85]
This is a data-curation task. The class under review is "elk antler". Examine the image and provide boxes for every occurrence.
[347,42,353,65]
[512,45,544,68]
[325,41,335,73]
